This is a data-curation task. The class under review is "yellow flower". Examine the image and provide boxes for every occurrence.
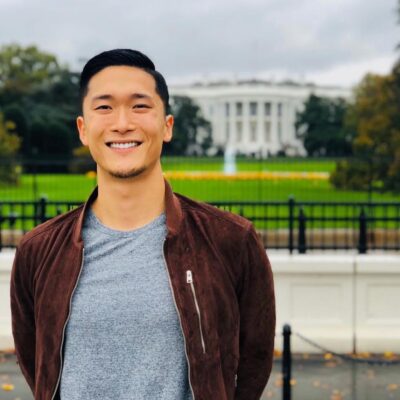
[163,171,328,181]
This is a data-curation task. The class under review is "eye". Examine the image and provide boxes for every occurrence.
[95,105,111,110]
[133,104,150,109]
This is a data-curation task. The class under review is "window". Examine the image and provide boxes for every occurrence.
[226,122,230,141]
[250,102,257,116]
[236,121,243,142]
[236,102,242,117]
[250,121,257,142]
[225,103,230,117]
[264,102,271,116]
[277,121,282,141]
[277,103,282,117]
[264,121,271,142]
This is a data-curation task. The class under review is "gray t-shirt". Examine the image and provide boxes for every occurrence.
[59,208,192,400]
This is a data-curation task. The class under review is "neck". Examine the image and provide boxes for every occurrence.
[92,163,166,231]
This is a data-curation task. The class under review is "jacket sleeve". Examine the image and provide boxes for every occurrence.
[9,246,36,395]
[235,224,276,400]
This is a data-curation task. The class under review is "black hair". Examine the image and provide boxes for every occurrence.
[79,49,169,113]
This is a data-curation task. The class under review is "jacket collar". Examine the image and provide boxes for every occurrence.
[72,178,183,246]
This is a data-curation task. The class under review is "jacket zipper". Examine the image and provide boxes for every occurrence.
[50,248,85,400]
[162,239,196,400]
[186,270,206,354]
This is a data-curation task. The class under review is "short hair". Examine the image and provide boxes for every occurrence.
[79,49,170,113]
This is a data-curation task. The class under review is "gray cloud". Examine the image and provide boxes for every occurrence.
[0,0,398,84]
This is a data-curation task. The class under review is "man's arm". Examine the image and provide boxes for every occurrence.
[235,224,276,400]
[9,246,36,394]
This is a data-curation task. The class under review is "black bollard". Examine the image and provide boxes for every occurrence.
[282,324,292,400]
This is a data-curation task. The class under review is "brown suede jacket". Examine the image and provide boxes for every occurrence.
[10,179,276,400]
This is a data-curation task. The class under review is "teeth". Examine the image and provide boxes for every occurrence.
[109,142,139,149]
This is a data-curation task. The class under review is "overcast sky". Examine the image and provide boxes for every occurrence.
[0,0,399,87]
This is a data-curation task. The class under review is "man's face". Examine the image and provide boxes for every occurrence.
[77,65,173,180]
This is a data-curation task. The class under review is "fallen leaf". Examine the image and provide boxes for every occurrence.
[366,369,375,380]
[325,361,338,368]
[387,384,399,391]
[1,383,14,391]
[384,351,394,360]
[274,349,282,357]
[330,389,343,400]
[274,378,283,388]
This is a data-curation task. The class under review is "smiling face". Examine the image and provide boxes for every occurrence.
[77,65,173,181]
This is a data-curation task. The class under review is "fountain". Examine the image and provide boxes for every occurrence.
[223,145,237,174]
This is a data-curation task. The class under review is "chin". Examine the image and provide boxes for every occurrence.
[108,166,147,179]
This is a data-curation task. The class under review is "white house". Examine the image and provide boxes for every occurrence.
[169,79,352,157]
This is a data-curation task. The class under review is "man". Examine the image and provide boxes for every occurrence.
[10,49,275,400]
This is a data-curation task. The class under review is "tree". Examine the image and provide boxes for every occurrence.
[330,73,400,192]
[0,44,64,106]
[0,113,21,184]
[0,44,81,164]
[163,96,212,155]
[295,94,353,156]
[3,103,30,156]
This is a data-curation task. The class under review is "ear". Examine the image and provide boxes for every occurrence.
[163,114,174,143]
[76,116,89,146]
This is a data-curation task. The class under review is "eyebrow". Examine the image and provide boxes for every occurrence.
[91,93,153,103]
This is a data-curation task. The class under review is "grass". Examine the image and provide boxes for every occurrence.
[2,173,400,203]
[0,156,399,203]
[0,157,399,231]
[162,157,337,172]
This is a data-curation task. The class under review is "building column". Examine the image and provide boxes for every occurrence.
[257,100,264,156]
[242,101,250,154]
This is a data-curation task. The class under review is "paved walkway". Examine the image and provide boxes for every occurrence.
[1,353,400,400]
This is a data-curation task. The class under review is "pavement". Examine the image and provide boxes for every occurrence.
[1,353,400,400]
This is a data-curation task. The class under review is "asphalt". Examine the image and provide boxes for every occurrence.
[1,353,400,400]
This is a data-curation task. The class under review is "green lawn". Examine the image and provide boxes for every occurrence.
[1,176,399,231]
[1,162,399,231]
[162,157,337,172]
[169,179,400,202]
[2,173,400,203]
[0,156,399,203]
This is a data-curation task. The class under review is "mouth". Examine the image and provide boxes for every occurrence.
[106,140,143,149]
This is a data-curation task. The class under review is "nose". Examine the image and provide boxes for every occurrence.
[112,108,134,134]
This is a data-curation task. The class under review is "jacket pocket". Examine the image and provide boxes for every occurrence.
[186,270,206,354]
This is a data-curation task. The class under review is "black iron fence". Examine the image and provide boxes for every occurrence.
[213,198,400,253]
[1,197,399,253]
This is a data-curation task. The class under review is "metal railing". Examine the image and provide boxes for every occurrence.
[212,198,400,253]
[0,197,399,253]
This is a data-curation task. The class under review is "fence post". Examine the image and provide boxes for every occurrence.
[8,212,18,248]
[358,208,367,254]
[298,207,306,254]
[39,196,48,224]
[288,196,295,254]
[282,324,292,400]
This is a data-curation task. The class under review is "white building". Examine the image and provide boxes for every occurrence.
[169,80,352,157]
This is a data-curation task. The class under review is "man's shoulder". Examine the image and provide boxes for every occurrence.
[175,192,252,233]
[18,204,84,249]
